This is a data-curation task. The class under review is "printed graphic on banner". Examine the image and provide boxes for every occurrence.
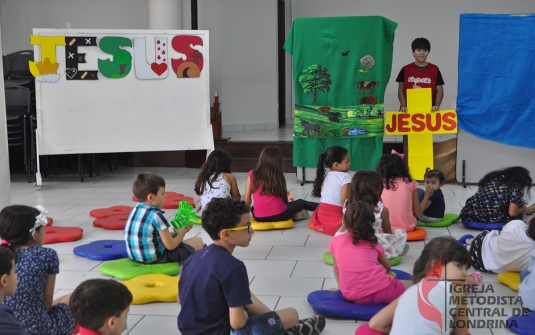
[98,36,133,78]
[294,63,384,139]
[171,35,204,78]
[384,110,457,135]
[30,35,66,82]
[65,36,98,80]
[133,37,169,79]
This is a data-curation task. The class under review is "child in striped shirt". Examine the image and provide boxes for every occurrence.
[124,172,203,264]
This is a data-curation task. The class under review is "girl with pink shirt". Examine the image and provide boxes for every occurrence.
[376,152,423,232]
[329,202,412,305]
[244,146,317,221]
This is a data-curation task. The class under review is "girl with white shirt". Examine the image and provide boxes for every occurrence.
[310,146,351,236]
[361,237,472,335]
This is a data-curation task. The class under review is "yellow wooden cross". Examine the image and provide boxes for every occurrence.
[384,88,458,180]
[407,88,434,180]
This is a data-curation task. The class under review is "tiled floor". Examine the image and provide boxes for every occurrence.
[8,165,531,334]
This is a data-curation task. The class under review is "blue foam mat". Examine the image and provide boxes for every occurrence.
[463,221,504,230]
[508,311,535,335]
[307,269,412,320]
[73,239,128,261]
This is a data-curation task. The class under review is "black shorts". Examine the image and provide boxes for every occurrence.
[469,231,489,272]
[157,242,195,264]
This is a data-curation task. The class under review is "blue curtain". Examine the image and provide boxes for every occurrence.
[457,13,535,148]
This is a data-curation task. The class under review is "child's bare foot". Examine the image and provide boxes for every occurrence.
[465,272,483,286]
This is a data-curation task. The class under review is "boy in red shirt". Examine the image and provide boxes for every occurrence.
[396,38,444,157]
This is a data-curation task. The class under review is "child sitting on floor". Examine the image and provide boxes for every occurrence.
[460,166,535,225]
[177,198,326,335]
[244,146,317,222]
[0,245,29,335]
[329,202,413,305]
[69,279,132,335]
[417,168,446,223]
[366,237,472,335]
[345,170,408,259]
[376,152,422,232]
[194,149,241,212]
[0,205,74,335]
[458,218,535,273]
[125,172,203,264]
[310,146,351,235]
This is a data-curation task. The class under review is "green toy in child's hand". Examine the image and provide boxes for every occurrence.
[170,201,196,230]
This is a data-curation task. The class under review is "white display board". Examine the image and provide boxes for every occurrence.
[32,29,213,158]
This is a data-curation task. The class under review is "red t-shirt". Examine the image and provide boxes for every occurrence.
[396,62,443,105]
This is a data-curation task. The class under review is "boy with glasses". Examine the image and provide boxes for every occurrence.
[177,198,325,335]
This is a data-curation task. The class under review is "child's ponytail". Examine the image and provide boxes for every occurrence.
[344,202,377,246]
[312,153,327,198]
[311,146,349,198]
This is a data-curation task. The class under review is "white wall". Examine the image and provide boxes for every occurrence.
[2,0,535,130]
[290,0,535,111]
[0,0,149,54]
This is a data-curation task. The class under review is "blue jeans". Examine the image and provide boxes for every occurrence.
[230,311,284,335]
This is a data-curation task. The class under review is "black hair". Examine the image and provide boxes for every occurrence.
[194,149,233,196]
[69,279,133,331]
[202,198,250,241]
[0,205,41,248]
[343,202,377,246]
[376,153,412,190]
[478,166,532,197]
[411,38,431,52]
[412,236,471,283]
[132,172,166,202]
[312,146,349,198]
[424,168,445,183]
[348,170,382,206]
[251,146,288,201]
[0,247,17,277]
[528,218,535,242]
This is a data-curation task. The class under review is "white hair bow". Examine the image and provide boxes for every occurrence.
[30,205,48,236]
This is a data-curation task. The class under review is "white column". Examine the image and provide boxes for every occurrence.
[0,20,12,208]
[149,0,183,30]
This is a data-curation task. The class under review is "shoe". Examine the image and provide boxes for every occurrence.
[293,209,310,221]
[401,244,410,256]
[285,316,326,335]
[458,234,474,245]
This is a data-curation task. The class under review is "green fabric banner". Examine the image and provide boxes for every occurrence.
[285,16,397,170]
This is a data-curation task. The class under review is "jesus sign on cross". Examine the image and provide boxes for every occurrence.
[384,88,458,180]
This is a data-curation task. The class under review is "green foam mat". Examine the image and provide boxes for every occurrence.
[100,258,180,281]
[417,213,459,227]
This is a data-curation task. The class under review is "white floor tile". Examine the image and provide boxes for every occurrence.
[242,259,297,278]
[292,260,334,278]
[128,315,179,334]
[267,246,327,261]
[250,276,324,297]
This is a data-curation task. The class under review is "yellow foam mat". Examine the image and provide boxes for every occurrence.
[497,272,521,291]
[122,274,180,304]
[251,217,294,231]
